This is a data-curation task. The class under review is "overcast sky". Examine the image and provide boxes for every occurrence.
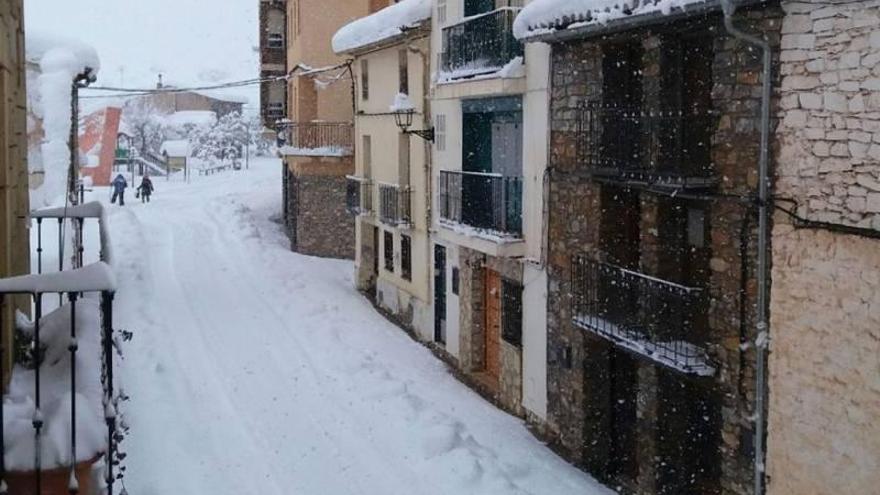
[25,0,260,107]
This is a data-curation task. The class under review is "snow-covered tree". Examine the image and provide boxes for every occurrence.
[123,98,167,155]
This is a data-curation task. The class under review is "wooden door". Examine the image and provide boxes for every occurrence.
[484,269,502,383]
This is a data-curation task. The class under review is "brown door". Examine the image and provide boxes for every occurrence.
[484,269,502,383]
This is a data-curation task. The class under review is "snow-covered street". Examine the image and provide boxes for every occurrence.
[98,159,609,495]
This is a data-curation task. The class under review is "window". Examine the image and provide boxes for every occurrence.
[501,279,523,348]
[384,231,394,272]
[266,102,284,119]
[437,0,447,24]
[267,33,284,49]
[435,114,446,151]
[451,267,459,295]
[361,59,370,101]
[401,234,412,281]
[362,135,372,176]
[398,49,409,94]
[398,134,410,186]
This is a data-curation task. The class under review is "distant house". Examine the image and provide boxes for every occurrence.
[160,140,190,172]
[125,82,244,118]
[79,107,123,186]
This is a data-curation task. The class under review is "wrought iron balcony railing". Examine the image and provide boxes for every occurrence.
[278,122,354,156]
[346,176,373,215]
[438,170,522,237]
[0,202,124,494]
[379,183,412,226]
[577,102,718,188]
[571,255,714,375]
[441,7,523,78]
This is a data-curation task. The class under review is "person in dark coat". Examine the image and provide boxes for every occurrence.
[138,175,154,203]
[111,174,128,205]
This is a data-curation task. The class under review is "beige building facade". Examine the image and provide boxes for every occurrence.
[336,1,433,339]
[279,0,384,258]
[768,1,880,494]
[0,0,30,377]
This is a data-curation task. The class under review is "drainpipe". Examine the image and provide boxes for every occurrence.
[721,2,771,494]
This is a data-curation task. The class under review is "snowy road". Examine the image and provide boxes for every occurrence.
[97,159,609,495]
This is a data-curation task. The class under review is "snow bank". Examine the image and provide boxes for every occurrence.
[3,299,107,471]
[513,0,709,40]
[332,0,431,53]
[26,32,101,208]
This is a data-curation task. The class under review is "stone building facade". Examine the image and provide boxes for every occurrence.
[767,1,880,494]
[284,159,354,259]
[533,5,782,495]
[0,0,30,377]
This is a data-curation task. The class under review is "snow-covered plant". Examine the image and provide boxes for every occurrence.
[123,98,168,155]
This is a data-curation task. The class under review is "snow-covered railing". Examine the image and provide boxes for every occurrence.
[277,122,354,157]
[31,201,113,271]
[0,262,122,494]
[438,170,522,237]
[346,176,373,216]
[441,7,524,78]
[571,255,715,376]
[378,183,412,227]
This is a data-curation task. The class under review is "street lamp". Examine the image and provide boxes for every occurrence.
[393,108,434,143]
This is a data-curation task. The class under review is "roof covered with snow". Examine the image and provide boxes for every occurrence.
[514,0,757,41]
[332,0,431,54]
[163,110,218,127]
[161,140,191,157]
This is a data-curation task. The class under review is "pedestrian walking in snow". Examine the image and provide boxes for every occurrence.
[137,175,154,203]
[111,174,128,205]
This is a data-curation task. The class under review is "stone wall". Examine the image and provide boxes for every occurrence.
[776,1,880,228]
[768,2,880,494]
[544,7,781,494]
[0,0,30,377]
[767,225,880,494]
[284,157,354,259]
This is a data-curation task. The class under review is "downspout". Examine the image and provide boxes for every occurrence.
[721,2,771,494]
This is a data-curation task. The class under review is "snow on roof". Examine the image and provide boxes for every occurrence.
[513,0,713,40]
[332,0,431,54]
[163,110,218,127]
[25,32,100,75]
[161,140,191,157]
[0,262,116,294]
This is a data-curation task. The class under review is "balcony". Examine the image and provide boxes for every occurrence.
[278,122,354,157]
[346,176,373,215]
[0,202,126,493]
[378,183,412,227]
[439,170,522,237]
[577,102,718,189]
[571,255,714,376]
[440,8,523,79]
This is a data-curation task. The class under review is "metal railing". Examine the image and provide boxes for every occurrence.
[577,102,717,187]
[441,8,523,77]
[0,203,123,494]
[346,177,373,215]
[278,122,353,155]
[571,255,714,375]
[378,183,412,226]
[438,170,522,236]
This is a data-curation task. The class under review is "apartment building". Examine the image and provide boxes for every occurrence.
[517,1,782,493]
[429,0,550,419]
[333,0,434,338]
[0,0,30,377]
[279,0,376,259]
[259,0,288,130]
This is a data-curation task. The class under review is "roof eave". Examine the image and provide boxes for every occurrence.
[520,0,768,44]
[337,21,431,57]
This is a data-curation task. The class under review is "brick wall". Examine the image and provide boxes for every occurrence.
[285,158,355,259]
[768,2,880,494]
